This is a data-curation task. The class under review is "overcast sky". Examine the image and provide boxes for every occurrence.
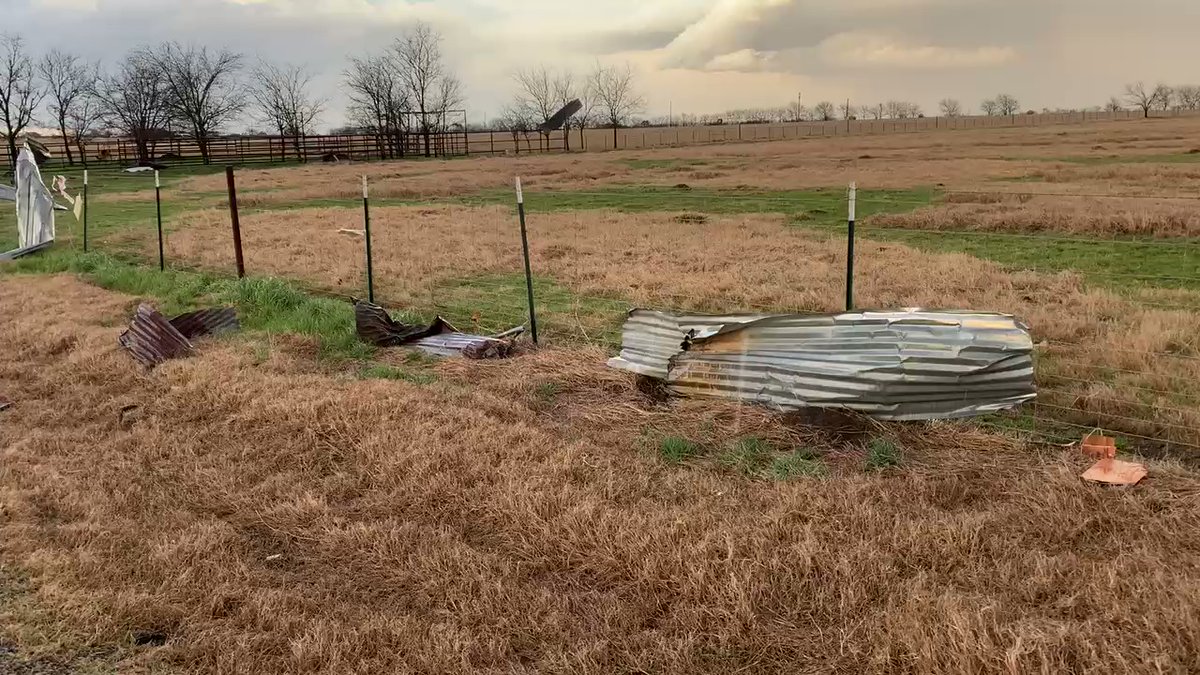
[10,0,1200,130]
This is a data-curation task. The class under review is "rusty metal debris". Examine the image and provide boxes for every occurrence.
[608,308,1036,421]
[119,304,239,368]
[354,300,519,359]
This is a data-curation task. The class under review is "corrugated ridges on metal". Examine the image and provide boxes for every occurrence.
[119,304,195,368]
[170,307,239,340]
[608,308,1036,421]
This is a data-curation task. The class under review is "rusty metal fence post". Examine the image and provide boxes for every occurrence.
[846,182,857,311]
[225,166,245,278]
[515,177,538,345]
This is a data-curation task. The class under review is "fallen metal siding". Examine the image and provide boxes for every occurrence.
[608,309,1035,420]
[354,300,518,359]
[169,307,240,340]
[119,304,196,368]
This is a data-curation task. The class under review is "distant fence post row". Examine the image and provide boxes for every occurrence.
[8,108,1200,173]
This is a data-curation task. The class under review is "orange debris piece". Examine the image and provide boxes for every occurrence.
[1080,438,1147,486]
[1081,433,1116,460]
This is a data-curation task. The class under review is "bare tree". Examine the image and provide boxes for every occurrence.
[513,65,577,150]
[92,49,171,165]
[1125,82,1155,118]
[344,53,408,158]
[589,62,644,149]
[981,98,999,116]
[838,100,854,120]
[1104,96,1124,113]
[813,101,835,121]
[995,93,1020,115]
[1177,85,1200,110]
[938,98,962,117]
[784,99,808,121]
[573,79,599,150]
[38,50,96,166]
[152,42,246,163]
[250,60,324,161]
[1153,83,1174,111]
[393,22,463,157]
[0,34,44,168]
[861,103,883,120]
[499,101,535,154]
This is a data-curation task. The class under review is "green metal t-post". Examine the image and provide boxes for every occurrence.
[82,169,89,252]
[362,175,374,303]
[516,177,538,345]
[846,182,857,311]
[155,170,164,271]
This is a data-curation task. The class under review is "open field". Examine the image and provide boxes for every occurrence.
[3,116,1200,672]
[3,274,1200,673]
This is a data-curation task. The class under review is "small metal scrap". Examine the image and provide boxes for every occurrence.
[119,304,239,368]
[354,300,519,359]
[608,308,1036,421]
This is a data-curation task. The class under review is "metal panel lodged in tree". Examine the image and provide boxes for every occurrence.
[608,309,1036,421]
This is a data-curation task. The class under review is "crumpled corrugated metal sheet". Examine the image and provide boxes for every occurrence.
[169,307,241,340]
[119,304,240,368]
[354,300,518,359]
[608,308,1035,421]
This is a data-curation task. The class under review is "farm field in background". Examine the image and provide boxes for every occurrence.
[3,115,1200,673]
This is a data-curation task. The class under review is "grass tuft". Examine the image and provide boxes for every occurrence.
[866,437,903,470]
[766,450,829,480]
[658,436,702,465]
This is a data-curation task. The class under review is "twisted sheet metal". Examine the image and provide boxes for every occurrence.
[355,300,518,359]
[608,309,1035,421]
[119,305,239,368]
[170,307,240,340]
[119,304,196,368]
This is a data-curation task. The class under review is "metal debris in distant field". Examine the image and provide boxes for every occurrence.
[354,300,520,359]
[540,99,583,132]
[608,308,1036,421]
[119,304,240,368]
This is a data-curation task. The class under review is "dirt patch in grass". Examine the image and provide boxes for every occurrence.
[2,273,1200,673]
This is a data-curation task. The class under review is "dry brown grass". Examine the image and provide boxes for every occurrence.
[158,204,1200,449]
[172,117,1200,205]
[876,193,1200,238]
[3,274,1200,673]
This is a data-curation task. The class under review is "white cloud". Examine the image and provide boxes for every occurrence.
[819,32,1017,69]
[703,48,770,72]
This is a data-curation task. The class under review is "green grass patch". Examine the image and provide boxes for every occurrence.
[850,226,1200,291]
[432,274,627,345]
[2,249,371,360]
[516,186,936,223]
[765,450,828,480]
[866,438,903,470]
[720,437,775,476]
[659,436,702,465]
[533,381,560,404]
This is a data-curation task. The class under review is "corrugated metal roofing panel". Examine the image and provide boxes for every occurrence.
[119,304,196,368]
[608,308,1036,421]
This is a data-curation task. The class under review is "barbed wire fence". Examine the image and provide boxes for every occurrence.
[53,164,1200,457]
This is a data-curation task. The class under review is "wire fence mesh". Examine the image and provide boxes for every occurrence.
[36,164,1200,456]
